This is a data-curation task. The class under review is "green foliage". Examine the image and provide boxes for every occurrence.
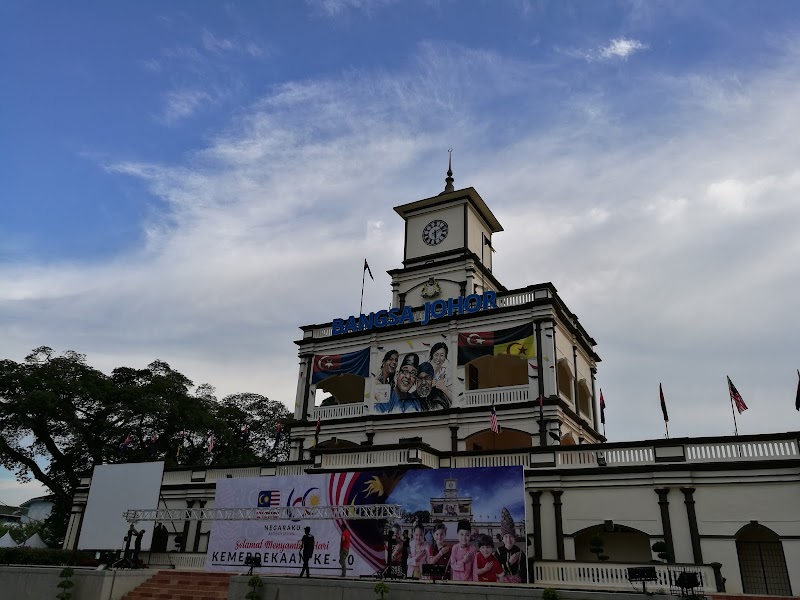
[56,566,75,600]
[374,581,389,600]
[542,588,560,600]
[0,347,290,542]
[651,541,671,563]
[244,574,264,600]
[589,534,609,562]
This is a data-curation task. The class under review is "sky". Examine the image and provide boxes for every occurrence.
[2,0,800,506]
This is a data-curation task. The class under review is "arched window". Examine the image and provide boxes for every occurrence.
[465,428,532,451]
[557,359,573,402]
[577,380,593,419]
[736,523,792,596]
[573,524,652,563]
[464,354,527,391]
[315,374,365,404]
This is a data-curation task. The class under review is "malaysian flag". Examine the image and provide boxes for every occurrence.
[207,432,216,452]
[490,404,499,433]
[727,376,748,414]
[257,490,282,507]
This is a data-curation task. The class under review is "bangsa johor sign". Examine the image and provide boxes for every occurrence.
[332,291,498,335]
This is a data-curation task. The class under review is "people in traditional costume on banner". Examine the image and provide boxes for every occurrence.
[407,523,430,579]
[448,520,475,581]
[473,534,504,582]
[426,521,451,581]
[496,530,525,583]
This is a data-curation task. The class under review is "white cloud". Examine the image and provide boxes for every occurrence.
[307,0,398,17]
[599,37,648,60]
[3,38,800,451]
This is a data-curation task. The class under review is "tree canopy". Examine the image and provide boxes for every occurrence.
[0,347,292,541]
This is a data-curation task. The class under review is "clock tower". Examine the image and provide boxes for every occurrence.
[389,158,506,308]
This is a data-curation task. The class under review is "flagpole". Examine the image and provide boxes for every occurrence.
[359,265,367,316]
[728,377,739,437]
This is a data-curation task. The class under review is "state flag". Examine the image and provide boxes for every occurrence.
[457,323,534,365]
[795,369,800,411]
[600,389,606,425]
[364,259,374,280]
[660,383,669,423]
[311,347,371,384]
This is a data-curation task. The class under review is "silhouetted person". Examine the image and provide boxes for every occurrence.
[299,526,314,577]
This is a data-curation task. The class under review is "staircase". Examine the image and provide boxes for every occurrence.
[122,570,232,600]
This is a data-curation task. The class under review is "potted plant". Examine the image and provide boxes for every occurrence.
[245,574,264,600]
[374,580,390,600]
[56,567,75,600]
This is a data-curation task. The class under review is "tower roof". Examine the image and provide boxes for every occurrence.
[393,186,504,233]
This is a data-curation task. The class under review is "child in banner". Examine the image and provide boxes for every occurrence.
[496,530,525,583]
[407,523,430,579]
[448,520,475,581]
[473,534,503,582]
[426,521,451,581]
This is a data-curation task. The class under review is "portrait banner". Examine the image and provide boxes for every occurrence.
[205,466,526,583]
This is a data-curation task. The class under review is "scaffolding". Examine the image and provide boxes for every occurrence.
[123,504,403,523]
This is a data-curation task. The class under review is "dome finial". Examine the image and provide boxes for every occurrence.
[443,148,454,193]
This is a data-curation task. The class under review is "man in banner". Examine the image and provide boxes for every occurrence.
[413,362,450,411]
[374,354,421,413]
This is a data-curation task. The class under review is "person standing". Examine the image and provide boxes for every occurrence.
[132,528,146,565]
[339,524,351,577]
[299,526,314,577]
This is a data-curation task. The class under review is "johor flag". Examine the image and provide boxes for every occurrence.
[311,347,371,384]
[457,323,534,365]
[660,383,669,423]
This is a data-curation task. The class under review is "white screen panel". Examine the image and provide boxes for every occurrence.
[78,461,164,550]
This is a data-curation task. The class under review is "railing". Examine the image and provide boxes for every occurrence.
[162,466,262,484]
[144,552,206,570]
[463,384,529,407]
[419,449,440,469]
[320,449,414,469]
[276,464,308,476]
[312,402,369,420]
[686,438,799,462]
[534,560,718,593]
[558,447,655,468]
[452,453,529,468]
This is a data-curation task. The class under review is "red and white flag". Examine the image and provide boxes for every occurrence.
[490,405,499,433]
[207,433,215,452]
[727,376,748,414]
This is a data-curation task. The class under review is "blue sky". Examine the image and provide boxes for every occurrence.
[3,1,800,505]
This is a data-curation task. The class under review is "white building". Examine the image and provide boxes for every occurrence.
[66,173,799,596]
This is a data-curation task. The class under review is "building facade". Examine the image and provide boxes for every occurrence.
[66,179,799,596]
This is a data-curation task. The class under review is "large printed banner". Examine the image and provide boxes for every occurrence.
[206,467,526,582]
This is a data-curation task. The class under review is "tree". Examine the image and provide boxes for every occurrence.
[589,534,609,562]
[0,347,291,543]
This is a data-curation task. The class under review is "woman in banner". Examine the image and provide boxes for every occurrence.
[429,343,451,402]
[376,350,399,388]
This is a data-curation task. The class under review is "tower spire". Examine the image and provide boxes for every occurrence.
[443,148,454,193]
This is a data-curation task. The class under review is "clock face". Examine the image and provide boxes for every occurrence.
[422,219,449,246]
